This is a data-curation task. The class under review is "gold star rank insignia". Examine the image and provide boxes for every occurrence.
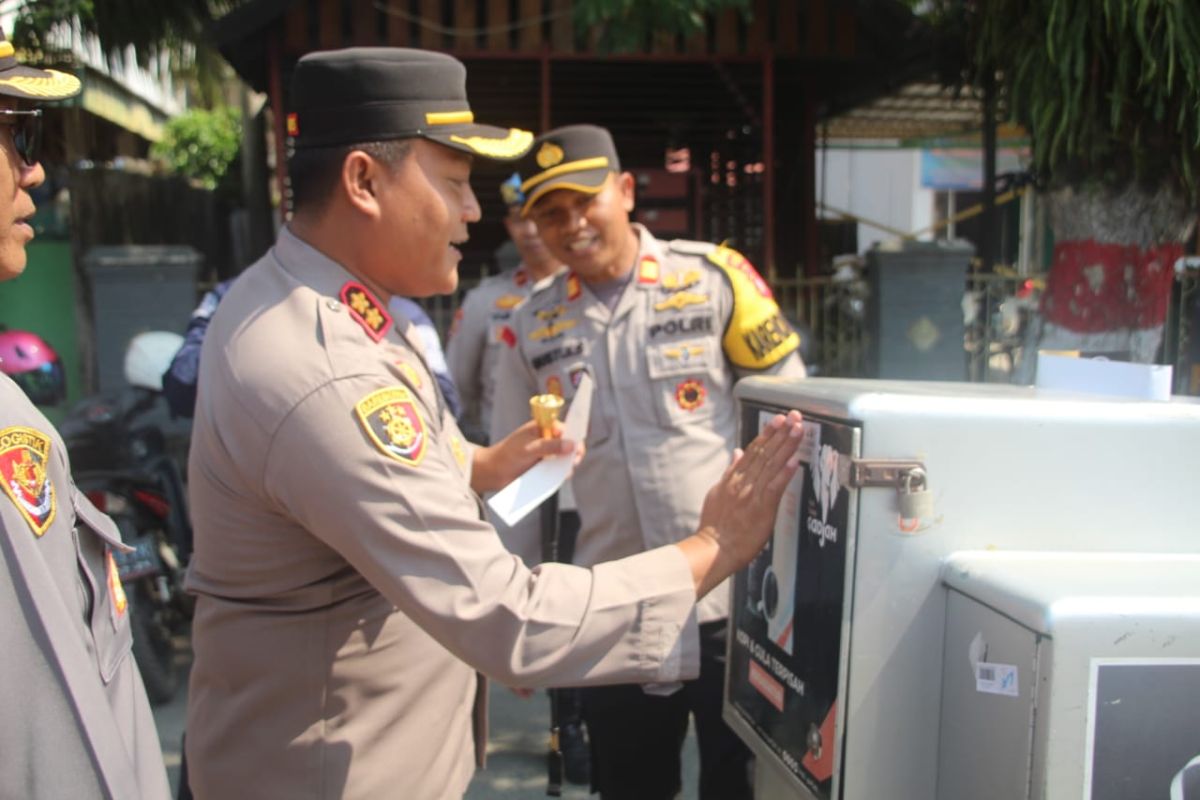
[340,281,393,342]
[355,387,427,466]
[0,426,56,536]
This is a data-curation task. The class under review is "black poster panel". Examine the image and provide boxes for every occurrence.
[731,409,855,799]
[1091,660,1200,800]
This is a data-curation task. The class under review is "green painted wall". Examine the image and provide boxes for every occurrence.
[0,241,82,424]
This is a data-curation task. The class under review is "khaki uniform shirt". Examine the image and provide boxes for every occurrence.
[184,227,701,800]
[492,225,806,624]
[0,376,170,800]
[447,265,552,440]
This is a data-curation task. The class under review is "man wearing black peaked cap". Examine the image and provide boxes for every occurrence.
[0,30,172,800]
[183,47,805,800]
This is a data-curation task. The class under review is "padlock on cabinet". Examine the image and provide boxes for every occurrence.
[897,466,933,521]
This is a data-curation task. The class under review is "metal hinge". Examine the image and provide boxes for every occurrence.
[848,459,927,490]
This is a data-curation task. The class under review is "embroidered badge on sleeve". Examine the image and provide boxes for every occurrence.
[355,387,427,466]
[706,246,800,369]
[0,426,56,536]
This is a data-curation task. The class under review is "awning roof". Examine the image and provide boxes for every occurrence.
[820,80,1027,145]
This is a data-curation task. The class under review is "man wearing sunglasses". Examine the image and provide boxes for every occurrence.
[0,32,173,799]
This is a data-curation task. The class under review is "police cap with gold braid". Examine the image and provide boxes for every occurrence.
[0,29,80,100]
[289,48,532,162]
[519,124,621,216]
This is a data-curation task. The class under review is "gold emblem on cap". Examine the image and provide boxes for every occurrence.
[536,142,565,169]
[448,129,533,159]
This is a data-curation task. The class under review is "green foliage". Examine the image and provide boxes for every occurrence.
[150,107,241,194]
[12,0,241,60]
[939,0,1200,200]
[573,0,752,52]
[11,0,245,107]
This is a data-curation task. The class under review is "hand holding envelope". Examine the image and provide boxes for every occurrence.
[488,375,593,526]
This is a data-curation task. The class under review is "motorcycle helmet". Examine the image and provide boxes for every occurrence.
[123,330,184,392]
[0,329,66,405]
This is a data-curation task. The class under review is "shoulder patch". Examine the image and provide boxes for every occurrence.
[638,256,660,285]
[0,426,56,536]
[566,273,582,301]
[340,282,393,342]
[706,247,800,369]
[668,239,716,257]
[355,387,427,466]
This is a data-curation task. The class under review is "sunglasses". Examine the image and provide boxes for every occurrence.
[0,108,42,167]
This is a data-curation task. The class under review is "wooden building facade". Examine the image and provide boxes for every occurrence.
[214,0,933,278]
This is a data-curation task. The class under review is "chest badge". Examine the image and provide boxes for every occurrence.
[355,387,427,466]
[395,361,424,390]
[0,426,56,536]
[662,269,701,291]
[106,550,128,618]
[495,294,523,310]
[340,281,393,343]
[449,435,468,472]
[530,319,577,341]
[655,292,708,312]
[675,379,707,411]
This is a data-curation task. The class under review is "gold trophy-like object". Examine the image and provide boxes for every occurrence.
[529,394,565,439]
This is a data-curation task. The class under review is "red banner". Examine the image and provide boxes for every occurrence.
[1041,240,1182,332]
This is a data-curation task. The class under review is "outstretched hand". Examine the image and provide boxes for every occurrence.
[678,410,804,598]
[470,419,582,494]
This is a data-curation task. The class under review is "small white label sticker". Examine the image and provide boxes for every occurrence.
[975,662,1019,697]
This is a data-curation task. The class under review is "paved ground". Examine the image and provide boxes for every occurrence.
[154,639,699,799]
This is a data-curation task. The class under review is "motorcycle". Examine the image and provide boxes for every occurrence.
[963,269,1045,382]
[58,331,193,705]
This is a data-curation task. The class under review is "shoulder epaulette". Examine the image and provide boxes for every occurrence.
[339,281,392,343]
[668,239,715,257]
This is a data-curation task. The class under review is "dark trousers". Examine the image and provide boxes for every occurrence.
[580,620,752,800]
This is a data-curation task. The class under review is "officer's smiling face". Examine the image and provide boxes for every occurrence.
[0,96,45,283]
[374,139,481,297]
[529,172,639,284]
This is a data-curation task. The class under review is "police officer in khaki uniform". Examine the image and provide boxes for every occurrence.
[0,35,171,800]
[446,173,563,443]
[183,48,804,800]
[491,124,807,800]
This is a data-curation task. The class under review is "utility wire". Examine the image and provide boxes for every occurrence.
[372,0,568,38]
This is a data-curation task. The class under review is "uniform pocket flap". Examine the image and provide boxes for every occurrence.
[647,338,716,379]
[72,488,131,552]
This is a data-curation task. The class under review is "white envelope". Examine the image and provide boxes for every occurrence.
[487,374,593,526]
